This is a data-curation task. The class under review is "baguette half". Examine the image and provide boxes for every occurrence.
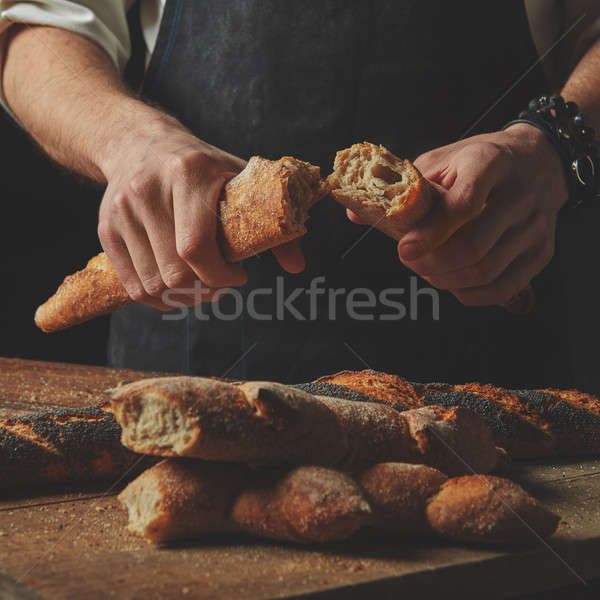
[109,376,502,474]
[327,142,432,239]
[119,459,371,544]
[35,156,328,333]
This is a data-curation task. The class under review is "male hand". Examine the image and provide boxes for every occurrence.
[376,124,567,306]
[98,117,305,310]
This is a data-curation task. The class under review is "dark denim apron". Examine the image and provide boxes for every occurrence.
[109,0,574,389]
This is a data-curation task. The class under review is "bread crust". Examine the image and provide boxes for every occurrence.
[426,475,560,544]
[313,370,600,459]
[110,377,349,467]
[219,156,329,262]
[118,459,370,545]
[518,387,600,456]
[327,142,432,240]
[414,382,558,458]
[110,376,501,475]
[315,369,422,411]
[231,465,371,543]
[0,405,152,489]
[35,156,328,333]
[118,459,249,543]
[119,460,558,546]
[34,253,131,333]
[357,462,448,533]
[401,405,500,476]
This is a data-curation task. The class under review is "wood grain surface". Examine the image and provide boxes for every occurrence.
[1,359,600,599]
[0,357,167,418]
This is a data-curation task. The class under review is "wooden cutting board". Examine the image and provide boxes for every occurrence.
[0,356,167,418]
[1,358,600,599]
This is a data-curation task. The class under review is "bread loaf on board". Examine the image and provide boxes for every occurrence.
[35,156,328,333]
[425,474,560,543]
[118,460,371,544]
[109,376,502,475]
[0,406,153,489]
[327,142,432,240]
[309,370,600,459]
[119,459,559,545]
[357,463,559,543]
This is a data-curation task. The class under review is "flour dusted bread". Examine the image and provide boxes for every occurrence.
[35,156,328,333]
[219,156,329,261]
[118,459,370,544]
[109,377,348,467]
[118,459,247,544]
[34,253,131,333]
[426,475,560,544]
[119,460,559,545]
[109,376,503,474]
[231,465,371,544]
[328,142,432,239]
[356,462,448,533]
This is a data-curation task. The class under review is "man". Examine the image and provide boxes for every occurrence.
[1,1,599,386]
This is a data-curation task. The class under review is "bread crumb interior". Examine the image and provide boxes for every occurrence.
[334,146,409,211]
[120,393,194,454]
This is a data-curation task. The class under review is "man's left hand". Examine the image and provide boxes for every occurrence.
[390,124,569,306]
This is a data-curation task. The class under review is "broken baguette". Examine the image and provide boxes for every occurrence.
[425,474,560,543]
[119,460,559,545]
[0,405,153,489]
[313,369,600,459]
[327,142,432,239]
[118,459,370,544]
[109,376,502,475]
[35,156,328,333]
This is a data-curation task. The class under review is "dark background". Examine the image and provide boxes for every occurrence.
[0,112,109,366]
[1,109,600,393]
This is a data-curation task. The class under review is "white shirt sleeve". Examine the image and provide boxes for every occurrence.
[0,1,133,71]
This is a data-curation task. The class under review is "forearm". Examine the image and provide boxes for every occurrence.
[562,38,600,131]
[1,25,174,182]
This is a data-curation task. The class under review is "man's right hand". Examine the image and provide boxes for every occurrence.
[97,117,250,310]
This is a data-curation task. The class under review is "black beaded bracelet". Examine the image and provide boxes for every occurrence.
[504,94,600,208]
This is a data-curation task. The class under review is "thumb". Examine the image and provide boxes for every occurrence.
[398,145,508,261]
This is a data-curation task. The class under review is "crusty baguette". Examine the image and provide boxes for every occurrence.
[356,462,448,533]
[35,156,328,333]
[0,406,153,489]
[357,463,559,543]
[327,142,432,240]
[312,369,422,410]
[311,369,600,459]
[426,474,560,544]
[119,460,559,545]
[34,253,132,334]
[413,381,558,458]
[230,464,371,544]
[218,156,329,260]
[109,376,502,474]
[118,459,371,544]
[110,378,348,467]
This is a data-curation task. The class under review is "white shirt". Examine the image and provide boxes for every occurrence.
[0,1,599,106]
